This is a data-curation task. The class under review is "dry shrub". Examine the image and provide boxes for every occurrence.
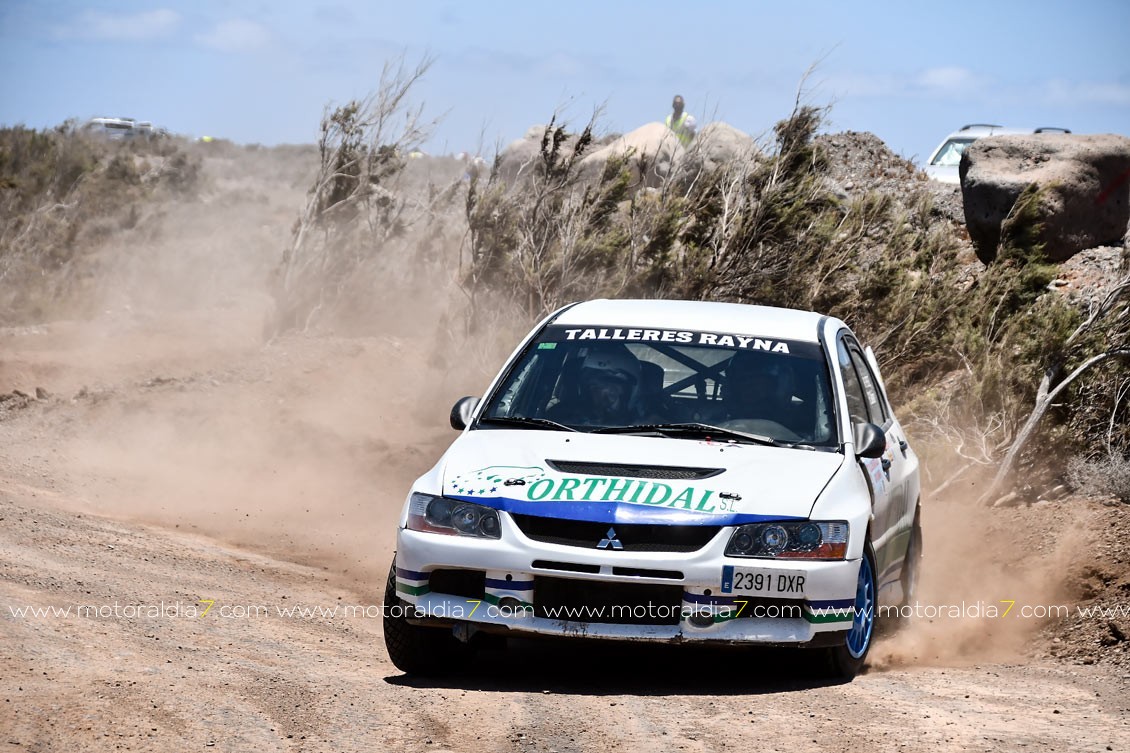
[0,124,202,322]
[269,55,466,337]
[1066,454,1130,502]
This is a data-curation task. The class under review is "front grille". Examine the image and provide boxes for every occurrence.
[533,576,682,625]
[612,566,683,580]
[545,460,723,480]
[512,514,721,552]
[532,560,601,574]
[428,569,485,599]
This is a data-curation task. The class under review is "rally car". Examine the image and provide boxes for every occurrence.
[384,299,922,678]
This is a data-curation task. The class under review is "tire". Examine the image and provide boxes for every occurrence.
[900,505,923,608]
[824,543,877,680]
[877,504,923,635]
[382,558,468,676]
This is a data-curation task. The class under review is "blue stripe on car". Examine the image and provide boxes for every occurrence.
[396,567,429,581]
[449,494,801,526]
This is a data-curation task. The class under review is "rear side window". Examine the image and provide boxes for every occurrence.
[836,341,869,425]
[847,348,888,426]
[838,337,890,427]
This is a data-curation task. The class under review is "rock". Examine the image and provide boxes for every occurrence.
[960,133,1130,263]
[35,387,49,400]
[578,122,686,189]
[494,135,543,186]
[494,126,591,187]
[992,491,1021,508]
[688,121,759,174]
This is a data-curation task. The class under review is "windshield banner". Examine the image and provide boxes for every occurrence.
[540,325,824,359]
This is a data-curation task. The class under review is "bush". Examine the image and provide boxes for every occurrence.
[1067,454,1130,502]
[0,125,203,323]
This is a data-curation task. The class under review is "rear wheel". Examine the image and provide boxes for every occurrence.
[824,544,876,679]
[382,558,468,675]
[880,505,923,634]
[900,505,923,607]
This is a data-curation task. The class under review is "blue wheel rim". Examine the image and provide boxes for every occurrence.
[846,554,875,659]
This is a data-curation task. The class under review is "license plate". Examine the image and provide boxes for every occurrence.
[721,565,806,596]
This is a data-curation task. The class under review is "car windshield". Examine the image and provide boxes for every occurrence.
[930,138,974,167]
[480,325,838,447]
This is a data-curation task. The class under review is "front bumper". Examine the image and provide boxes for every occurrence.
[393,515,860,646]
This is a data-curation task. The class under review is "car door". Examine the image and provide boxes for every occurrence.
[862,345,918,529]
[835,337,892,554]
[844,340,916,597]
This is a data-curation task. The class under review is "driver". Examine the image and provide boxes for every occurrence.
[721,350,800,430]
[548,345,641,426]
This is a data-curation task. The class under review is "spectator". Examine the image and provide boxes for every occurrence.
[665,95,697,146]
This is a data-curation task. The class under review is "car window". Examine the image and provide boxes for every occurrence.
[847,347,888,426]
[836,340,869,425]
[930,138,974,167]
[481,325,838,446]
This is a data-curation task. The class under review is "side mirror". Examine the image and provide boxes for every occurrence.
[450,396,480,431]
[853,422,886,459]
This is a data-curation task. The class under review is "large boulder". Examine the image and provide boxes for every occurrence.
[578,122,686,188]
[494,135,543,185]
[960,133,1130,263]
[493,125,596,187]
[687,121,758,173]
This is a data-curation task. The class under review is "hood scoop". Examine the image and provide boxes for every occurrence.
[545,459,724,480]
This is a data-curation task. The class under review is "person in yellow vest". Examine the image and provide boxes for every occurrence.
[665,95,697,146]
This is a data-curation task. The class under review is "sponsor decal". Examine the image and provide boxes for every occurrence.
[450,465,725,514]
[556,326,794,354]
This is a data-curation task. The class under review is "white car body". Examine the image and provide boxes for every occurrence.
[386,299,921,677]
[82,117,138,140]
[924,124,1071,184]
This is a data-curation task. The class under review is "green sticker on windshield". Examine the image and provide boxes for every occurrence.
[537,342,557,349]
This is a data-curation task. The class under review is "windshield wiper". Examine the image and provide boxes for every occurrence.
[591,422,779,446]
[477,415,580,432]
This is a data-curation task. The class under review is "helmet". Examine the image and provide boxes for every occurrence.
[580,346,641,388]
[725,350,793,402]
[576,346,641,417]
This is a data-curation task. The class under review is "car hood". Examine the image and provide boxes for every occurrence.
[438,429,844,526]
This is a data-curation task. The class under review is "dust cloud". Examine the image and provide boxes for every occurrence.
[870,463,1081,670]
[2,146,514,593]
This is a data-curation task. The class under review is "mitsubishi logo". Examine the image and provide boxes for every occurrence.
[597,527,624,550]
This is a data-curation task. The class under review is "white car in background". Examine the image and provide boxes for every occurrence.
[82,117,138,140]
[924,123,1071,183]
[384,299,922,679]
[81,117,164,141]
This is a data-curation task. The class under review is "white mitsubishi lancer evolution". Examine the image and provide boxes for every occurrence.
[384,299,921,678]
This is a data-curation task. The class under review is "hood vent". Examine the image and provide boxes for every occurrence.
[545,459,723,480]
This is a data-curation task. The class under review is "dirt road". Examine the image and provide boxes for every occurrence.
[1,310,1127,753]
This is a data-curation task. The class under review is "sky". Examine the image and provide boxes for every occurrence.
[1,1,1128,165]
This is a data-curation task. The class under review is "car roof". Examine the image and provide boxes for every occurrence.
[552,299,831,343]
[939,123,1071,140]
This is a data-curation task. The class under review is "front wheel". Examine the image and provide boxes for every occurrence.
[382,558,468,675]
[824,544,877,679]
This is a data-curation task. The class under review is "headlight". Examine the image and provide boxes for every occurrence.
[725,521,848,559]
[406,492,501,539]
